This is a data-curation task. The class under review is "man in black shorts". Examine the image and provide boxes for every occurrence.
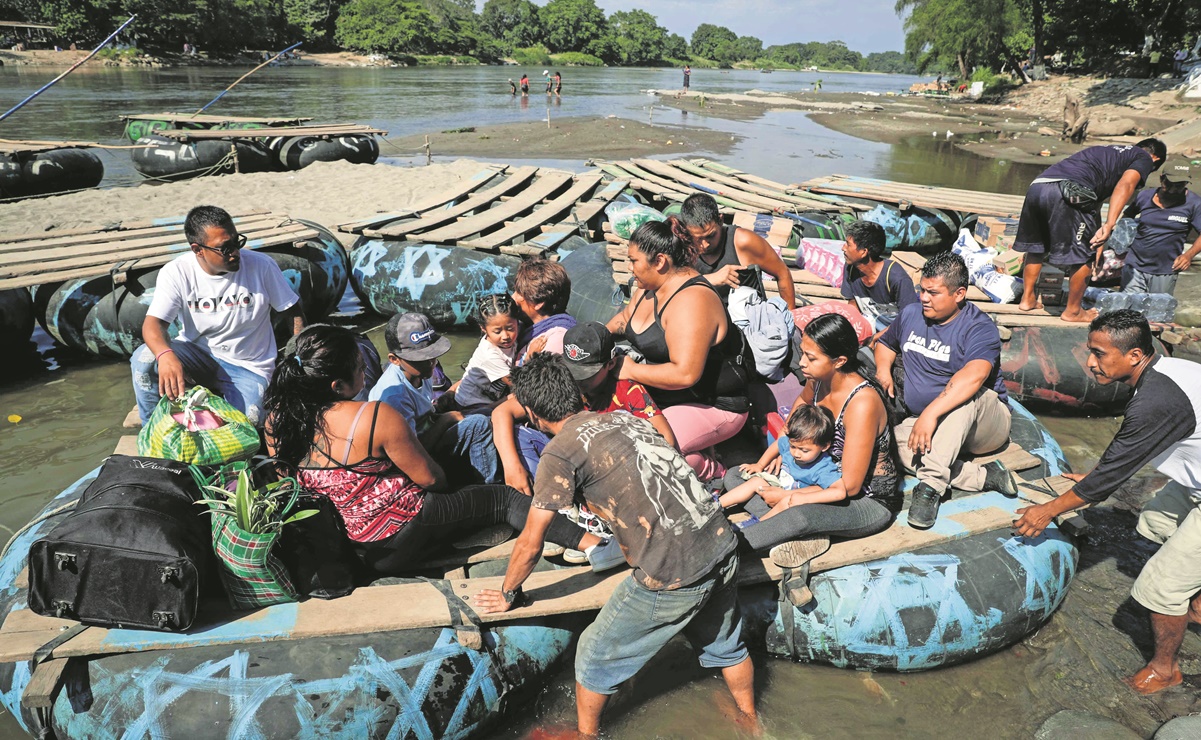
[1013,139,1165,322]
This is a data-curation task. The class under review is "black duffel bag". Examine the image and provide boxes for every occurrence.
[28,454,217,632]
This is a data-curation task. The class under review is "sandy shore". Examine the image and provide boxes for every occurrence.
[0,159,491,245]
[385,115,740,160]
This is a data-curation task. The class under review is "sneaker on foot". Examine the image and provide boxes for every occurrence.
[907,482,944,529]
[586,537,626,573]
[542,542,566,558]
[769,536,831,569]
[562,548,587,565]
[982,460,1019,498]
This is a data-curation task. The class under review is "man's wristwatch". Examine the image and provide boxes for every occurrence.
[501,587,525,608]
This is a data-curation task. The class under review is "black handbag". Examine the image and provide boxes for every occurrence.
[277,492,361,600]
[27,455,217,632]
[1059,180,1100,211]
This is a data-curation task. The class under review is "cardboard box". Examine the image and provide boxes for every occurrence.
[993,250,1024,276]
[733,212,795,252]
[974,216,1020,250]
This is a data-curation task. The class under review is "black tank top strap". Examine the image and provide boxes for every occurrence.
[364,400,383,453]
[653,275,717,320]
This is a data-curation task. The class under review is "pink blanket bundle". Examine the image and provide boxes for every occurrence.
[171,409,226,432]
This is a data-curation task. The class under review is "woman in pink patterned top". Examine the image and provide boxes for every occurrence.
[262,325,604,576]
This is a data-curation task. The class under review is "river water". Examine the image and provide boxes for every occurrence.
[0,65,1142,738]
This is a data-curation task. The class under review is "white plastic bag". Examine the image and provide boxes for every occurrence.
[976,271,1021,304]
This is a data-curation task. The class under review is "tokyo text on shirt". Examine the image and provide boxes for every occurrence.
[146,249,300,378]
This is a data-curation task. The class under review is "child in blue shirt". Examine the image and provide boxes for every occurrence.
[719,404,840,513]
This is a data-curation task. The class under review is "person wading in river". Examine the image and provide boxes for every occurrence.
[475,353,756,736]
[1015,310,1201,695]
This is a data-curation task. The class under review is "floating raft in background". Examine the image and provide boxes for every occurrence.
[130,123,384,181]
[0,140,106,199]
[797,173,1027,219]
[0,410,1078,737]
[0,211,349,357]
[343,166,629,329]
[119,112,313,143]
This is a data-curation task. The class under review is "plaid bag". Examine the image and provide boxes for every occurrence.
[138,386,260,465]
[210,516,297,610]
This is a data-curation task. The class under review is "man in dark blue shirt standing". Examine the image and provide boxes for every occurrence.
[1013,139,1166,321]
[1123,170,1201,296]
[875,252,1017,529]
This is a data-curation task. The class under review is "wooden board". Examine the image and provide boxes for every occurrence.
[365,167,539,239]
[0,487,1040,664]
[417,171,574,243]
[0,214,319,290]
[336,167,506,234]
[799,174,1026,218]
[600,161,771,214]
[120,113,311,126]
[0,139,112,154]
[633,159,813,214]
[113,435,139,456]
[155,124,386,141]
[459,174,603,250]
[667,159,848,212]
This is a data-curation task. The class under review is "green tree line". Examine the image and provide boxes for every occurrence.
[0,0,918,73]
[896,0,1200,77]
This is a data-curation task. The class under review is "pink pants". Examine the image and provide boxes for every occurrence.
[662,404,748,482]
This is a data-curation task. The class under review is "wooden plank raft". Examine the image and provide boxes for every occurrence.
[120,113,312,126]
[0,139,118,154]
[797,173,1026,218]
[154,123,387,141]
[0,212,323,290]
[346,169,614,255]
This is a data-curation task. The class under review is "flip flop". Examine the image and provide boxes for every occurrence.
[1123,665,1183,695]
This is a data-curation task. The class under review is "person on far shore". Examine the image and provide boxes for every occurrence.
[474,353,757,736]
[519,73,529,96]
[1015,310,1201,695]
[683,64,691,90]
[875,252,1018,529]
[130,205,304,424]
[840,220,917,339]
[675,192,798,309]
[1012,139,1165,322]
[1173,47,1188,76]
[1121,170,1201,296]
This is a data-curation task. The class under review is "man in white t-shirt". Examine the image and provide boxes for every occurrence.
[130,205,304,424]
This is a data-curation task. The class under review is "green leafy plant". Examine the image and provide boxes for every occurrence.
[198,463,316,535]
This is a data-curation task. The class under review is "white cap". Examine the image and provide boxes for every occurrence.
[543,70,549,75]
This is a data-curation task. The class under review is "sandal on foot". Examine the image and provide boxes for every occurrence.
[1124,665,1183,695]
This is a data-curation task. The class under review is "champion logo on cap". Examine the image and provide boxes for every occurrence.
[409,329,436,344]
[564,343,590,361]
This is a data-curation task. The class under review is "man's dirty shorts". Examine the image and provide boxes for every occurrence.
[575,550,747,695]
[1012,181,1101,267]
[1132,481,1201,616]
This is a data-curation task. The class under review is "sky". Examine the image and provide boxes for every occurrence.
[475,0,909,55]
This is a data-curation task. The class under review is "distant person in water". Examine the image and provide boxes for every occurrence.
[554,70,562,95]
[508,78,516,95]
[519,74,529,96]
[683,64,691,89]
[544,70,553,94]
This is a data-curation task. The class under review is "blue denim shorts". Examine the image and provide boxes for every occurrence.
[575,551,747,695]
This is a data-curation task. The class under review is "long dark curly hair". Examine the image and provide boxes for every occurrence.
[262,324,362,468]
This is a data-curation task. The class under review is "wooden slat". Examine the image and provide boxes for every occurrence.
[155,124,386,141]
[525,180,629,252]
[691,158,808,195]
[0,211,273,251]
[113,435,139,456]
[418,171,574,243]
[668,159,846,211]
[799,174,1025,218]
[365,167,539,239]
[121,113,311,126]
[336,168,506,234]
[460,174,603,250]
[891,251,1073,318]
[0,139,108,154]
[606,161,770,214]
[633,159,803,213]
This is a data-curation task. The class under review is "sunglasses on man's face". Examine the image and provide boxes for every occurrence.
[195,233,247,258]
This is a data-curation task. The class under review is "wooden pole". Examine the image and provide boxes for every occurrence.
[0,16,136,124]
[195,42,303,115]
[424,135,431,166]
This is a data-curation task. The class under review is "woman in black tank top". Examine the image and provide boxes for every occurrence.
[606,219,748,481]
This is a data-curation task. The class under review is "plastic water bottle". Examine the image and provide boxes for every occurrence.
[1127,293,1151,313]
[1094,291,1130,313]
[1109,218,1138,255]
[1145,293,1179,323]
[1082,286,1109,305]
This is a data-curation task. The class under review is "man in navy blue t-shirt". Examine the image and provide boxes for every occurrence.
[841,220,917,338]
[1013,139,1166,322]
[1123,172,1201,296]
[875,252,1017,529]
